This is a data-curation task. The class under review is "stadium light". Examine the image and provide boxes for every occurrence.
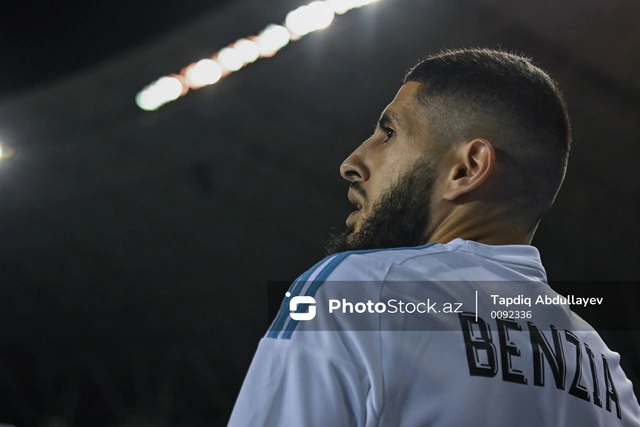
[218,47,244,72]
[185,59,223,88]
[233,39,260,63]
[256,24,290,57]
[0,144,15,161]
[135,76,188,111]
[135,0,380,110]
[307,2,335,30]
[155,76,184,101]
[286,2,334,37]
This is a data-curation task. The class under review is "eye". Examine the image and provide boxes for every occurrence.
[381,126,396,142]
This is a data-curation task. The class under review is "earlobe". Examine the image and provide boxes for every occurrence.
[442,139,495,201]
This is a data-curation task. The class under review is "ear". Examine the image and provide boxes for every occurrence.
[442,138,495,201]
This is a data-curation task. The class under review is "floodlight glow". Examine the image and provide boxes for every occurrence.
[135,76,185,111]
[218,47,244,71]
[356,0,373,7]
[327,0,377,14]
[326,0,352,14]
[0,144,15,161]
[353,0,379,8]
[286,3,334,37]
[155,76,184,102]
[135,0,379,110]
[256,25,291,56]
[307,2,334,30]
[233,39,260,63]
[185,59,223,87]
[285,7,311,37]
[136,89,161,111]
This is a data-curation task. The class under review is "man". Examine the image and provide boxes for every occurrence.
[228,48,640,426]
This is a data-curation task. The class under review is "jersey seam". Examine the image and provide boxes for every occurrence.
[279,337,370,377]
[395,246,453,266]
[372,266,395,426]
[454,246,547,275]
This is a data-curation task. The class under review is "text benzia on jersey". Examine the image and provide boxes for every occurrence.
[459,312,623,421]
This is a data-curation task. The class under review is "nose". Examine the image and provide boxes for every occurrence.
[340,142,370,183]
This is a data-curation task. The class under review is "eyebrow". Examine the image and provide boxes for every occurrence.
[377,110,405,131]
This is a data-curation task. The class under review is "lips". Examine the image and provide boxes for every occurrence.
[347,188,363,211]
[346,188,364,227]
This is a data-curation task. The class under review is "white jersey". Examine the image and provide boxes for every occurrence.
[229,238,640,426]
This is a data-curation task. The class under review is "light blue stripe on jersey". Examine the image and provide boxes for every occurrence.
[281,253,349,339]
[281,243,437,340]
[266,255,338,339]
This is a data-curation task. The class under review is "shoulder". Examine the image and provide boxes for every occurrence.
[291,242,451,290]
[266,242,451,339]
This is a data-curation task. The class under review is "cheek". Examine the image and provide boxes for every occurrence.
[376,156,415,187]
[365,144,421,201]
[364,174,396,211]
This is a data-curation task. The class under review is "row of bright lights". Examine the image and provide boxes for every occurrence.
[136,0,379,111]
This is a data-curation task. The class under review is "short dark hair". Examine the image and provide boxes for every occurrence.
[404,48,571,228]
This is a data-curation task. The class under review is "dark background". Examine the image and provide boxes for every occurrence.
[0,0,638,425]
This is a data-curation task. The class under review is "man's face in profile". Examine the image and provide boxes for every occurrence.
[325,82,440,255]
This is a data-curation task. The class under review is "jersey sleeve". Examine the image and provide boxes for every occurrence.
[227,336,371,426]
[229,252,389,426]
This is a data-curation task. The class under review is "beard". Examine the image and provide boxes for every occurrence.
[324,158,437,255]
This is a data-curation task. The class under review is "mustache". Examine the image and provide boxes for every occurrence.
[349,182,367,200]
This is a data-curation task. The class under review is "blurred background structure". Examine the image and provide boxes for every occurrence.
[0,0,638,425]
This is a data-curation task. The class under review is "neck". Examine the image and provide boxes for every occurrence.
[426,207,534,246]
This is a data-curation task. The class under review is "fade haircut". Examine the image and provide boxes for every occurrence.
[404,48,571,229]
